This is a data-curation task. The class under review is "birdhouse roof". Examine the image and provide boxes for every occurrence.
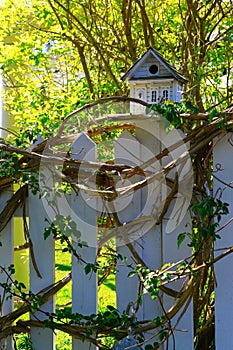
[121,47,188,84]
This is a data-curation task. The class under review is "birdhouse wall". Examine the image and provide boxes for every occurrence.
[174,81,184,102]
[129,80,183,113]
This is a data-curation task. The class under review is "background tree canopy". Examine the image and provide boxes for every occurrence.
[0,0,232,143]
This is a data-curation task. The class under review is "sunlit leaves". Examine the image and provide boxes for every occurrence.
[0,0,232,142]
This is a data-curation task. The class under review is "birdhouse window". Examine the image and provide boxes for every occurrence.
[149,64,159,75]
[162,89,169,101]
[137,89,145,100]
[151,90,157,103]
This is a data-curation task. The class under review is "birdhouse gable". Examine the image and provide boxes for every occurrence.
[122,47,188,84]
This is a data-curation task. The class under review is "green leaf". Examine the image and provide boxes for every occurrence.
[84,264,91,275]
[177,232,186,248]
[209,108,219,122]
[73,230,81,240]
[145,345,154,350]
[44,228,51,240]
[128,271,136,278]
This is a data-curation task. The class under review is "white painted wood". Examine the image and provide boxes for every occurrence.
[114,130,143,321]
[28,191,55,350]
[148,86,159,104]
[133,87,147,114]
[174,82,183,102]
[130,82,176,107]
[169,83,174,101]
[132,57,173,80]
[161,125,193,349]
[135,120,165,346]
[134,117,193,348]
[161,126,193,234]
[0,187,14,350]
[70,133,97,350]
[162,214,193,350]
[214,133,233,350]
[115,125,165,344]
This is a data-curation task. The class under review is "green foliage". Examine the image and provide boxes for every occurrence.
[0,147,40,191]
[0,264,44,312]
[152,100,201,129]
[177,196,229,251]
[23,170,40,195]
[44,215,87,254]
[0,0,232,144]
[0,150,20,178]
[209,108,220,122]
[84,262,99,275]
[84,247,123,294]
[98,250,123,283]
[129,265,171,301]
[15,335,33,350]
[145,345,157,350]
[46,304,131,340]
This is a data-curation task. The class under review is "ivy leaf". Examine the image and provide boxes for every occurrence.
[209,108,220,122]
[44,228,51,240]
[145,345,154,350]
[177,232,186,248]
[85,263,98,275]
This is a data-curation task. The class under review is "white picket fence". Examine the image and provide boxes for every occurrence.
[0,116,232,349]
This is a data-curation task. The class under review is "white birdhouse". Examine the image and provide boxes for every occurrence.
[121,47,188,114]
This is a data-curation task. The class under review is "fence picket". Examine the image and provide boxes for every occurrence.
[214,134,233,349]
[0,187,14,350]
[135,118,193,348]
[161,126,193,349]
[28,191,55,350]
[114,130,143,320]
[70,133,98,350]
[135,121,165,345]
[114,129,163,345]
[162,214,193,350]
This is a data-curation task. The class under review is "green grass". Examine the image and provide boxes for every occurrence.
[55,244,72,349]
[55,242,116,349]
